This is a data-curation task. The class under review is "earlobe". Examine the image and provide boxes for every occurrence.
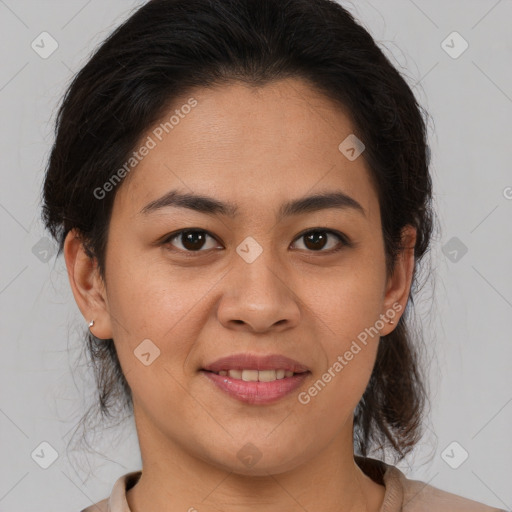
[380,225,417,336]
[63,229,113,340]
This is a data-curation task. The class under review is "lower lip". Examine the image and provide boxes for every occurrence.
[201,370,310,404]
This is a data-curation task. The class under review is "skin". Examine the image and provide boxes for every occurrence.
[64,78,416,512]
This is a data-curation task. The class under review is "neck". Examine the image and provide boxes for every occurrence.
[126,413,385,512]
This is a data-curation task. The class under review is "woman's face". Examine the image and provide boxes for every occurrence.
[68,77,414,475]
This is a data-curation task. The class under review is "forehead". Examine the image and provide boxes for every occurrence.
[113,78,379,222]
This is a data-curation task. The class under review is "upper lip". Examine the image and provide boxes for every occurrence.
[202,353,310,373]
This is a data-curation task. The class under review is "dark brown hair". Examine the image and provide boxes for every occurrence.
[42,0,434,462]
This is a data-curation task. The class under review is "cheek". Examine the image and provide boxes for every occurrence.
[104,248,217,375]
[104,264,212,415]
[106,242,195,327]
[299,284,381,424]
[303,254,387,339]
[297,247,386,398]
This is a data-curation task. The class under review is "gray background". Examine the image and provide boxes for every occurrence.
[1,0,511,510]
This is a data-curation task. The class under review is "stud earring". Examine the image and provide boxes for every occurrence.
[88,320,95,330]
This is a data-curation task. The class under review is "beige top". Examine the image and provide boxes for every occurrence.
[81,456,506,512]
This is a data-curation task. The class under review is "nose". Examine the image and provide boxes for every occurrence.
[217,247,301,334]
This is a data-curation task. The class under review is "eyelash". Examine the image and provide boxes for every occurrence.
[161,228,352,256]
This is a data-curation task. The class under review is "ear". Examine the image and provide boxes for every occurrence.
[63,229,113,340]
[380,224,417,336]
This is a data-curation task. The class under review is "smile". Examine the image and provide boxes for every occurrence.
[209,369,298,381]
[201,369,310,404]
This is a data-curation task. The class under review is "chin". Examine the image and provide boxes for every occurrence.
[202,442,310,477]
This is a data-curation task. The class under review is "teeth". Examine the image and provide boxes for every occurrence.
[242,369,259,382]
[214,369,297,381]
[258,370,278,382]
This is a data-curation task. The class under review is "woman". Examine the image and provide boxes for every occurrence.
[41,0,505,510]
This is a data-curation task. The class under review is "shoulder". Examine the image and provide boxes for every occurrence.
[384,462,505,512]
[80,497,108,512]
[355,456,505,512]
[79,471,142,512]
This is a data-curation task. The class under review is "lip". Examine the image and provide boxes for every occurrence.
[201,370,310,404]
[202,353,310,373]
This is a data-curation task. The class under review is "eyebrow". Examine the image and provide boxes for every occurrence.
[139,189,366,220]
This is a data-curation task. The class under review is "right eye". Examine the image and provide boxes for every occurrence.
[162,229,222,253]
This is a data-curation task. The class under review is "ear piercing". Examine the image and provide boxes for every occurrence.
[88,320,95,330]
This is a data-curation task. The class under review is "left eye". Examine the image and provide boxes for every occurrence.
[291,229,347,252]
